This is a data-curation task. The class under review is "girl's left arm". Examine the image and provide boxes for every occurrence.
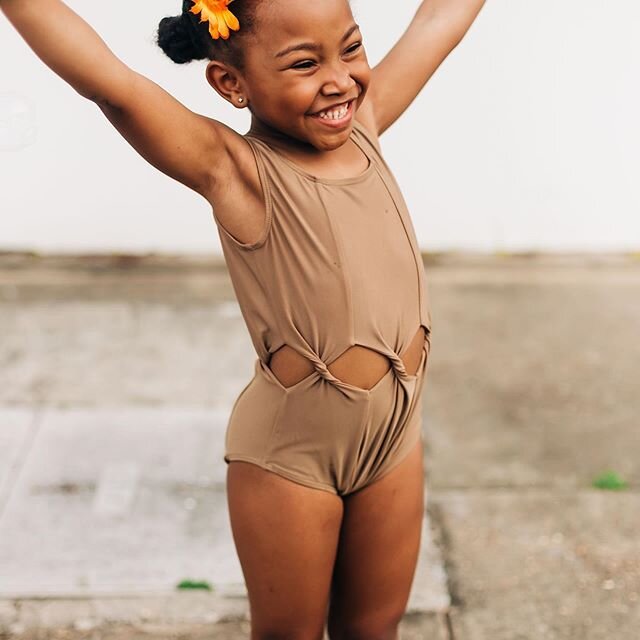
[360,0,487,135]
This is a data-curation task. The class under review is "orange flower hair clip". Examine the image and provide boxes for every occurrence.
[190,0,240,40]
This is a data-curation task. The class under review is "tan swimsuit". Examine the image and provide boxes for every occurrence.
[216,119,433,496]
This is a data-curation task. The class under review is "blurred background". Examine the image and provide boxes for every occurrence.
[1,1,639,639]
[1,0,639,254]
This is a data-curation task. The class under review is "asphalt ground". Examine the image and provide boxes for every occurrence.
[0,252,638,639]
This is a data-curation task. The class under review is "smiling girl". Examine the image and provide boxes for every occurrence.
[1,0,486,637]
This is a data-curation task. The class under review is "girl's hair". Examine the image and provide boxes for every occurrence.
[156,0,259,69]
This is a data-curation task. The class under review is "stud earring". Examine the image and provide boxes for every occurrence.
[237,96,244,104]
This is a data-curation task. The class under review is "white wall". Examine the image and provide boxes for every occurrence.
[1,0,639,255]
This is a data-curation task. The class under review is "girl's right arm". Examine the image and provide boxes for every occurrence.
[1,0,235,199]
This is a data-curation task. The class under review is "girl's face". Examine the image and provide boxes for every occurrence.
[241,0,371,151]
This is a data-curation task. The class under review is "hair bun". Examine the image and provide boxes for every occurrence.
[156,13,208,64]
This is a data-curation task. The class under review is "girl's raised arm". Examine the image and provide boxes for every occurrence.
[1,0,232,198]
[360,0,486,136]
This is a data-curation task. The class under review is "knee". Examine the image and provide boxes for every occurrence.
[328,618,400,640]
[253,636,319,640]
[252,627,325,640]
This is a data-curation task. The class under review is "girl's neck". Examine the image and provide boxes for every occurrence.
[248,116,322,157]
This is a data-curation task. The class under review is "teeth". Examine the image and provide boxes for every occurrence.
[317,101,349,120]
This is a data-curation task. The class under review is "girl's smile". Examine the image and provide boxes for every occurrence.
[308,98,357,130]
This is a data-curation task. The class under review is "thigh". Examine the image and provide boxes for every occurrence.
[227,460,344,638]
[327,437,426,638]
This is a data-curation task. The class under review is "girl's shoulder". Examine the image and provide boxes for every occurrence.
[352,101,383,156]
[202,124,269,249]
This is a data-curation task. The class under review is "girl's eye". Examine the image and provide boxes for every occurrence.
[291,42,362,69]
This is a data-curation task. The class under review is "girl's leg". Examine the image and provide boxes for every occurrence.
[227,461,344,640]
[327,437,425,640]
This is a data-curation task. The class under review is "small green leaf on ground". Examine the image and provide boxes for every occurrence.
[592,470,628,490]
[176,579,213,591]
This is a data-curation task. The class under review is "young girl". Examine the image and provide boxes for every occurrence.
[2,0,485,637]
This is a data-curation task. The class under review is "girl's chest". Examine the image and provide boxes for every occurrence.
[271,167,421,267]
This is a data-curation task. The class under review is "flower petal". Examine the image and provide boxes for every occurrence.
[223,9,240,31]
[216,11,229,38]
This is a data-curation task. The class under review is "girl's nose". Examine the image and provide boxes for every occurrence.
[321,61,355,96]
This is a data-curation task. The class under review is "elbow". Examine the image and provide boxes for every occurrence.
[81,90,123,112]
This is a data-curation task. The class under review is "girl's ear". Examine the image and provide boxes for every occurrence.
[205,60,247,108]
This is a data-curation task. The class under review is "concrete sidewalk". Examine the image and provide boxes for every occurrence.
[0,252,638,639]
